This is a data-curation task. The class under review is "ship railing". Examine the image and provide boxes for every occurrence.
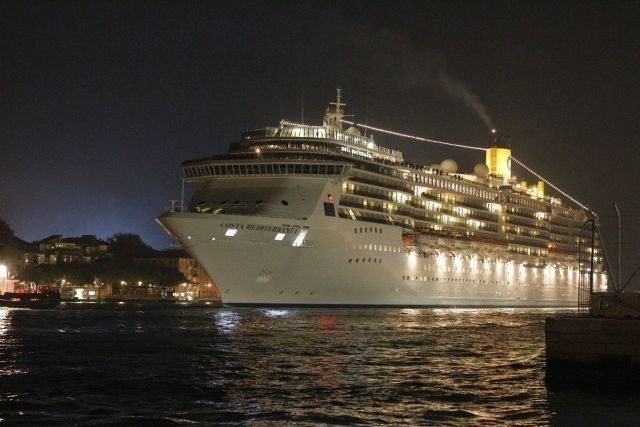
[349,175,413,193]
[167,200,185,213]
[182,160,352,179]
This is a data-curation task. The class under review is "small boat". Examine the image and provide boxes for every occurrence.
[0,289,61,309]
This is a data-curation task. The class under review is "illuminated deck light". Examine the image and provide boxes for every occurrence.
[275,233,286,241]
[225,229,238,237]
[408,251,417,266]
[292,230,307,247]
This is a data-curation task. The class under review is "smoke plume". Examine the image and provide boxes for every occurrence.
[437,72,495,130]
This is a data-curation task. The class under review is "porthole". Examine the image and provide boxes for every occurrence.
[220,201,227,205]
[281,200,289,206]
[348,259,352,263]
[256,200,264,205]
[233,200,241,205]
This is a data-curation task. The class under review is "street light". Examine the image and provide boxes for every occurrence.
[0,264,7,294]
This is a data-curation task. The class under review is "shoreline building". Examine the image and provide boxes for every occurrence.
[135,249,221,302]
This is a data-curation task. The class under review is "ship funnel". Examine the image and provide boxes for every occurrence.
[486,129,512,182]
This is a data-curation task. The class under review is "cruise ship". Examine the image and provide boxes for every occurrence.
[157,90,607,306]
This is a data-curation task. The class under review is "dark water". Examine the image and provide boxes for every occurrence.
[1,307,639,426]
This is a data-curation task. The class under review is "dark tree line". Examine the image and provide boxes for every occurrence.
[0,219,15,243]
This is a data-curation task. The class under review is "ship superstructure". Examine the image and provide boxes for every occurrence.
[157,89,607,306]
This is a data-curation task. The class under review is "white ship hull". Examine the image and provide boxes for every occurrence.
[157,176,599,306]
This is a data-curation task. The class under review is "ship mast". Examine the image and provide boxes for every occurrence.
[323,88,346,130]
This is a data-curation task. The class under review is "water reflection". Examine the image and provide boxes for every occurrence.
[213,309,241,335]
[0,309,28,377]
[1,307,627,425]
[262,309,292,317]
[0,309,9,336]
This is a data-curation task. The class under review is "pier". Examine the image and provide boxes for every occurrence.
[546,292,640,390]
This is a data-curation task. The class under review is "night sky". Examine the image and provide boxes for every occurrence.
[2,1,639,286]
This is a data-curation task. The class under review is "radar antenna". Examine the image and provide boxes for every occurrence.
[323,87,346,130]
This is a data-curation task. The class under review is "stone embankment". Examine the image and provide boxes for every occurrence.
[545,292,640,390]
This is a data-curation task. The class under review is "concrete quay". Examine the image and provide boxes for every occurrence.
[545,293,640,390]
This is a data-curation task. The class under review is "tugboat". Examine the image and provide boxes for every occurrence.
[0,280,61,309]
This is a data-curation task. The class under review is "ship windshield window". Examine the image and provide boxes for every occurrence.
[281,200,289,206]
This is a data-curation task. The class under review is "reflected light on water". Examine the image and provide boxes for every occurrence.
[0,309,9,336]
[262,309,291,317]
[317,313,337,329]
[213,310,240,334]
[0,309,28,376]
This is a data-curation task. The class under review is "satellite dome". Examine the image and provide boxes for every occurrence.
[474,163,489,178]
[440,159,458,174]
[346,126,361,136]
